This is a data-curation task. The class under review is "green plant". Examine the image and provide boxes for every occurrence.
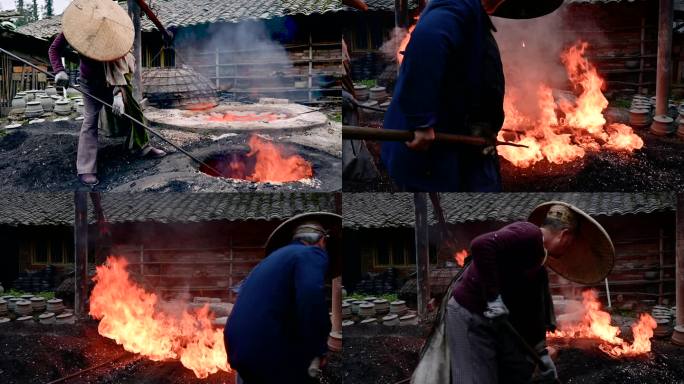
[611,98,631,109]
[4,289,55,299]
[345,292,399,302]
[356,79,377,88]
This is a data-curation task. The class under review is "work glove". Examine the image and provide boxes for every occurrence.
[483,294,509,319]
[55,71,69,87]
[537,349,558,382]
[112,93,125,116]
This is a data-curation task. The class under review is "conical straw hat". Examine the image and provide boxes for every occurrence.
[62,0,134,62]
[528,201,615,284]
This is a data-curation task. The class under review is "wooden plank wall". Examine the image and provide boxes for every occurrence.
[109,220,281,303]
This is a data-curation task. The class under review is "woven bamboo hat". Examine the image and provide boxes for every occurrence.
[62,0,134,62]
[265,212,342,277]
[528,201,615,284]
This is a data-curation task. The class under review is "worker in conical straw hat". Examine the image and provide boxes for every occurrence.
[48,0,166,187]
[379,0,562,192]
[412,201,614,384]
[225,212,342,384]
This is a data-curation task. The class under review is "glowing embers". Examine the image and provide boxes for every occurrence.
[200,135,314,183]
[497,41,644,168]
[203,111,287,123]
[89,256,231,378]
[547,290,656,358]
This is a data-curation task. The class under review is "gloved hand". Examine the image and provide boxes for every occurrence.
[112,93,124,116]
[483,294,509,319]
[537,350,558,382]
[55,71,69,87]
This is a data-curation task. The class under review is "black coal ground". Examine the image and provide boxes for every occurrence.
[340,324,684,384]
[0,320,340,383]
[342,119,684,192]
[0,119,341,192]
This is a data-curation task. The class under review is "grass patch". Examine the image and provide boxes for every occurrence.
[3,289,55,299]
[345,292,399,302]
[356,79,377,88]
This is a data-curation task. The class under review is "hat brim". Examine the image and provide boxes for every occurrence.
[493,0,564,19]
[265,212,342,277]
[528,201,615,284]
[62,0,134,62]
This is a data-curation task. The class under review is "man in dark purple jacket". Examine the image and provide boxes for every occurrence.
[49,32,165,187]
[447,204,579,383]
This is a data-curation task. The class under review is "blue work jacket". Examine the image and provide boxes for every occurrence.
[381,0,505,191]
[225,241,330,383]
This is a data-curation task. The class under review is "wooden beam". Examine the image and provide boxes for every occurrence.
[73,191,88,318]
[414,193,430,318]
[653,0,673,116]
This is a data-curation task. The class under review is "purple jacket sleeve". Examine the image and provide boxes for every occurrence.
[469,222,543,301]
[48,33,67,74]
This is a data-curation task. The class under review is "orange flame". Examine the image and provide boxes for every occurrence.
[454,249,468,267]
[89,256,231,378]
[206,112,285,122]
[498,41,644,168]
[547,290,656,357]
[397,17,419,65]
[241,135,313,182]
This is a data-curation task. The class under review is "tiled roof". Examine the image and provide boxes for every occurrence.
[0,193,337,226]
[343,193,675,229]
[16,0,400,40]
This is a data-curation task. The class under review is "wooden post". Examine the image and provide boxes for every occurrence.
[308,33,313,103]
[653,0,673,117]
[215,48,220,89]
[395,0,409,29]
[74,191,88,318]
[331,192,343,335]
[128,0,143,102]
[673,193,684,345]
[414,193,430,318]
[639,17,646,92]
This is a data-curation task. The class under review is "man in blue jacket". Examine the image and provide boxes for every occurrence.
[225,212,341,384]
[381,0,562,191]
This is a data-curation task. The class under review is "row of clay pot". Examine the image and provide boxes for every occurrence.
[11,94,83,118]
[342,313,418,326]
[0,296,64,315]
[0,312,75,325]
[353,84,388,103]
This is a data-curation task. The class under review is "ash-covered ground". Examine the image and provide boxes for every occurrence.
[0,109,341,192]
[0,320,341,384]
[341,323,684,384]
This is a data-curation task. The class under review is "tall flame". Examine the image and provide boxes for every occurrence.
[238,135,313,182]
[89,256,231,378]
[547,290,656,357]
[498,41,644,168]
[454,249,468,267]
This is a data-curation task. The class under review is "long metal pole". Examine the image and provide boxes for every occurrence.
[414,193,430,318]
[0,46,227,178]
[74,191,88,318]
